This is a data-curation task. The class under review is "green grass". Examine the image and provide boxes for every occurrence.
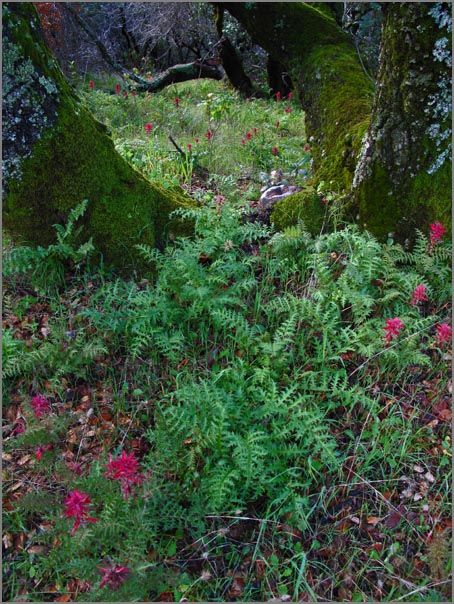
[2,78,452,602]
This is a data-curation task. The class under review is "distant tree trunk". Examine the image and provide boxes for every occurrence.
[2,2,194,272]
[266,56,292,98]
[217,2,451,241]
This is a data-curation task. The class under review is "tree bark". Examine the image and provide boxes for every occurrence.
[217,2,451,241]
[2,2,195,272]
[352,3,451,240]
[135,60,224,93]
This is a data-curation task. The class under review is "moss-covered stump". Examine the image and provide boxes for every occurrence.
[2,3,195,272]
[270,187,325,235]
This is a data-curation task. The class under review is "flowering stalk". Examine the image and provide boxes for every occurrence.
[63,490,98,535]
[384,318,404,345]
[104,450,145,499]
[29,394,50,418]
[410,284,428,306]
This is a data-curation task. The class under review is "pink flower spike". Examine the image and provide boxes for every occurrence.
[174,97,180,107]
[435,323,452,346]
[253,127,258,136]
[410,284,428,306]
[288,92,293,100]
[89,80,95,91]
[384,317,404,345]
[284,106,292,113]
[104,450,145,499]
[276,91,281,102]
[35,445,53,461]
[132,90,137,97]
[123,91,128,98]
[275,121,280,129]
[29,394,50,418]
[115,83,121,95]
[187,143,192,151]
[144,123,153,135]
[63,490,98,535]
[98,564,130,590]
[194,137,200,143]
[206,130,213,140]
[429,222,446,245]
[245,132,252,140]
[271,146,279,156]
[304,144,310,151]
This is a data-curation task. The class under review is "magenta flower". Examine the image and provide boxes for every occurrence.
[131,90,137,97]
[384,318,404,345]
[29,394,50,418]
[276,91,281,102]
[63,490,98,535]
[98,564,130,590]
[272,146,279,156]
[275,121,280,129]
[241,138,246,145]
[288,92,293,100]
[206,130,213,140]
[89,80,95,91]
[304,144,310,151]
[429,222,446,246]
[253,127,258,136]
[194,137,200,143]
[174,97,180,107]
[104,450,145,499]
[115,83,121,95]
[245,131,252,140]
[284,107,292,113]
[187,143,192,151]
[123,91,128,98]
[144,123,153,135]
[35,444,53,461]
[435,323,452,346]
[410,284,428,306]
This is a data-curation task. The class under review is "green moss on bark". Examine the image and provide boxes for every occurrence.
[2,2,195,272]
[270,187,325,234]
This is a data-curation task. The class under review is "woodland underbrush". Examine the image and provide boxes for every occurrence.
[2,79,452,602]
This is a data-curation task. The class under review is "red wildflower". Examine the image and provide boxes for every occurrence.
[435,323,452,346]
[35,444,53,461]
[241,138,246,145]
[384,318,404,345]
[174,97,180,107]
[271,146,279,156]
[131,90,137,97]
[29,394,50,418]
[253,127,258,136]
[429,222,446,245]
[89,80,95,91]
[115,83,121,95]
[104,450,145,499]
[410,284,428,306]
[275,121,280,129]
[276,91,281,102]
[304,144,310,151]
[98,564,130,590]
[187,143,192,151]
[245,132,252,139]
[123,91,128,98]
[288,92,293,100]
[206,130,213,140]
[194,137,200,143]
[144,123,153,135]
[63,490,98,535]
[284,107,292,113]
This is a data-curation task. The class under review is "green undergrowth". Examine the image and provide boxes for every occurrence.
[2,198,452,602]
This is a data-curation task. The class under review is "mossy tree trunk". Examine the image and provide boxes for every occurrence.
[217,2,451,241]
[352,3,451,240]
[2,2,194,272]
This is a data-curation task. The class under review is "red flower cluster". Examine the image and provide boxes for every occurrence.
[384,318,404,345]
[410,284,428,306]
[284,107,292,113]
[436,323,452,346]
[276,91,281,102]
[63,490,98,535]
[429,222,446,246]
[144,123,153,135]
[89,80,95,91]
[29,394,50,418]
[206,130,213,140]
[98,564,130,590]
[35,444,53,461]
[104,450,145,499]
[304,144,310,151]
[174,97,181,107]
[115,83,121,95]
[271,146,279,156]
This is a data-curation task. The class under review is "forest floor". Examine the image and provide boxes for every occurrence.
[2,78,452,603]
